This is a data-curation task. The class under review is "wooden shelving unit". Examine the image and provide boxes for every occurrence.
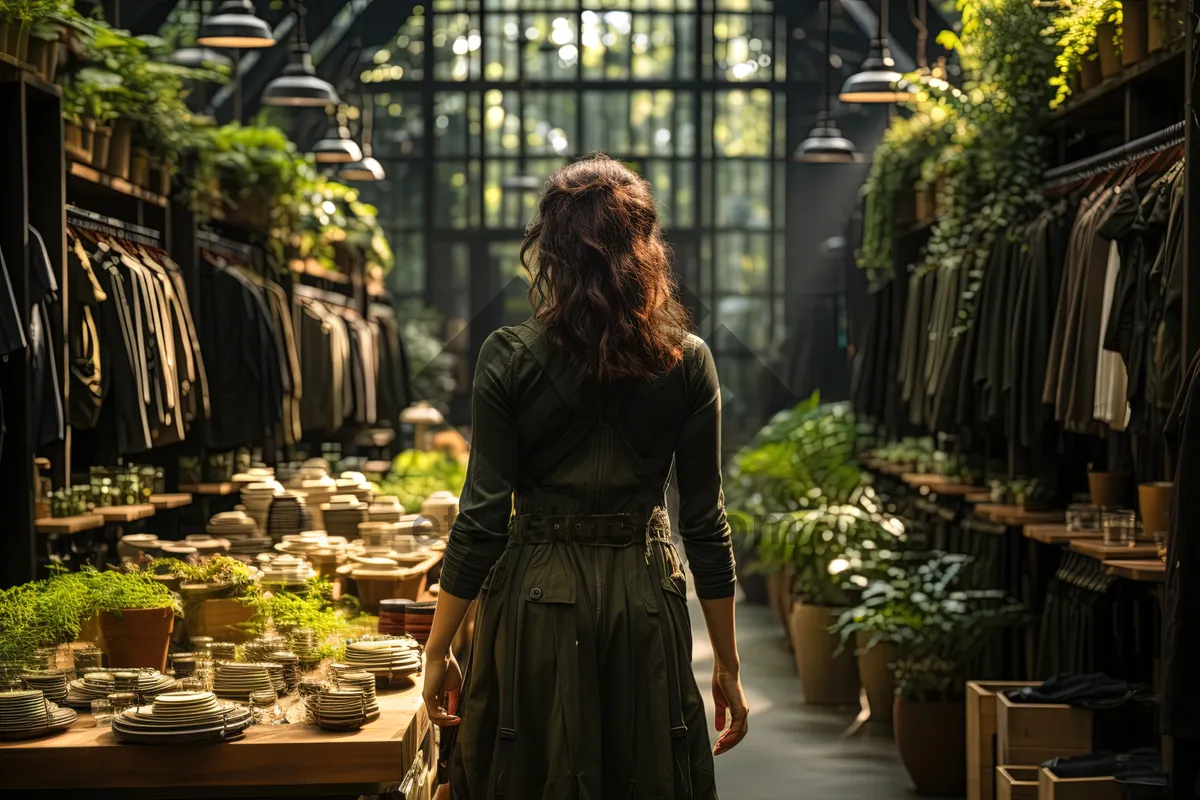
[68,162,168,209]
[149,493,192,509]
[1023,524,1103,546]
[1069,539,1161,560]
[94,504,156,523]
[34,515,104,535]
[180,482,236,496]
[1103,559,1167,583]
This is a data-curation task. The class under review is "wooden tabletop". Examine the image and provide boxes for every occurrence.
[0,678,430,791]
[1103,559,1167,583]
[1024,524,1104,546]
[150,493,193,510]
[95,504,156,523]
[965,492,993,504]
[1070,538,1161,560]
[34,515,104,535]
[975,504,1065,527]
[180,482,237,496]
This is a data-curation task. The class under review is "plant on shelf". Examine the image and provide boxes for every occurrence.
[80,565,182,616]
[377,448,468,513]
[285,170,395,278]
[190,123,304,223]
[1046,0,1124,108]
[0,568,97,662]
[150,555,258,597]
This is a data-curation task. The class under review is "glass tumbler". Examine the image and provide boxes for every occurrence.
[91,699,114,727]
[1102,508,1137,545]
[250,689,285,726]
[1066,503,1101,532]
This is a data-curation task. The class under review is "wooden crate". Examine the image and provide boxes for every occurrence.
[967,681,1040,800]
[996,693,1092,766]
[1038,769,1122,800]
[997,766,1039,800]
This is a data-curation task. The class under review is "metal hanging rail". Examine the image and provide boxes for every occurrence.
[1043,121,1185,187]
[196,229,255,261]
[65,204,162,246]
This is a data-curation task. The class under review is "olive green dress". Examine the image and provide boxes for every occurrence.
[438,319,736,800]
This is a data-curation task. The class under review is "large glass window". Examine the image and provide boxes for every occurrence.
[361,0,790,441]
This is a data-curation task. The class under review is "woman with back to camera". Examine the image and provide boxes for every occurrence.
[422,153,749,799]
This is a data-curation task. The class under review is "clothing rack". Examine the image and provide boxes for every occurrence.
[197,229,255,262]
[66,205,161,246]
[1043,121,1185,188]
[294,281,353,309]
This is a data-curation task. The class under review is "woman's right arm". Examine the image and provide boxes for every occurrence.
[675,337,748,754]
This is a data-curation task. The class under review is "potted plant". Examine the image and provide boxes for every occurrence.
[81,566,181,671]
[0,568,98,665]
[842,553,1027,796]
[151,555,259,643]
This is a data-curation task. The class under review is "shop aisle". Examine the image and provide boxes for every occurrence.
[690,598,917,799]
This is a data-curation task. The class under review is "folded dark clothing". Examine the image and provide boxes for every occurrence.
[1043,752,1119,778]
[1004,673,1149,709]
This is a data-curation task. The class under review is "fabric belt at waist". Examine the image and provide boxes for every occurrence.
[510,513,663,546]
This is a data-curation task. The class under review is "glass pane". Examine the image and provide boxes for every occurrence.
[433,14,481,81]
[641,159,674,226]
[774,91,786,158]
[583,90,675,155]
[675,91,696,156]
[676,12,696,80]
[676,162,695,227]
[435,161,472,229]
[433,92,475,157]
[484,90,523,156]
[581,9,632,79]
[631,14,677,80]
[713,14,775,82]
[715,232,770,293]
[524,13,579,80]
[485,160,560,229]
[371,93,424,157]
[353,162,425,230]
[715,161,771,229]
[716,296,772,353]
[484,13,521,81]
[582,92,630,153]
[523,92,577,156]
[383,232,425,295]
[706,0,774,10]
[363,12,424,84]
[712,89,772,157]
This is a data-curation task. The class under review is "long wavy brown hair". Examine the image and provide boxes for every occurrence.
[522,153,691,383]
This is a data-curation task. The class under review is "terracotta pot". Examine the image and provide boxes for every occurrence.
[98,607,175,670]
[157,160,175,197]
[788,602,859,705]
[1123,1,1148,66]
[8,19,29,63]
[130,147,150,188]
[856,632,897,725]
[64,120,83,150]
[92,126,112,168]
[1089,471,1133,508]
[1080,57,1103,91]
[0,22,9,56]
[894,698,967,797]
[184,596,255,643]
[82,117,96,155]
[1096,23,1121,78]
[107,119,134,179]
[915,186,934,223]
[1139,482,1173,540]
[1148,5,1168,52]
[26,35,47,77]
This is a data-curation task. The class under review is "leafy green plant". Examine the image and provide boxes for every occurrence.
[1045,0,1123,108]
[0,568,98,661]
[378,448,468,512]
[149,555,258,596]
[832,552,1029,701]
[238,577,372,659]
[80,566,181,616]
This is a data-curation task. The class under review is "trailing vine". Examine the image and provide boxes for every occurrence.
[1043,0,1123,108]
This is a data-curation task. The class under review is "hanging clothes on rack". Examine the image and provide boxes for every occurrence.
[29,225,64,448]
[368,301,412,428]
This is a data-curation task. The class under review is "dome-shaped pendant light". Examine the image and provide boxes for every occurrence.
[840,0,909,103]
[262,1,340,107]
[340,97,385,181]
[198,0,274,49]
[312,111,363,163]
[796,0,860,163]
[170,1,233,73]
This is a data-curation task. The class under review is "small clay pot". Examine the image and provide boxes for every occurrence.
[1123,0,1148,66]
[788,602,859,706]
[1096,22,1122,78]
[1089,471,1133,508]
[1080,57,1103,91]
[92,125,112,168]
[130,147,150,188]
[107,119,134,179]
[1139,482,1173,540]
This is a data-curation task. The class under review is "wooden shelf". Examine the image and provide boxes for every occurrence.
[68,161,168,208]
[35,515,104,535]
[1024,524,1104,546]
[0,53,60,96]
[966,491,992,504]
[94,504,155,523]
[149,493,192,510]
[180,482,236,496]
[975,504,1064,527]
[1048,45,1184,124]
[1103,558,1166,583]
[1070,538,1161,560]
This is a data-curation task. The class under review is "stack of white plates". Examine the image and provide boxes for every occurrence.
[344,639,421,678]
[0,690,76,740]
[333,671,380,717]
[209,642,238,662]
[242,633,289,664]
[336,473,373,503]
[240,480,282,534]
[310,688,372,731]
[64,670,177,707]
[182,534,231,555]
[322,495,369,540]
[298,475,337,530]
[367,496,405,523]
[213,662,281,701]
[257,555,315,585]
[112,692,252,745]
[207,511,272,560]
[269,651,301,694]
[275,532,347,576]
[290,629,321,667]
[22,670,68,704]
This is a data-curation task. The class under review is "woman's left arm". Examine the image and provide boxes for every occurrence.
[424,331,520,726]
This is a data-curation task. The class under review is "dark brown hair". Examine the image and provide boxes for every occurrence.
[522,153,691,383]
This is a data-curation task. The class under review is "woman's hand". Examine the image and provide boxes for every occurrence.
[711,666,748,755]
[423,649,463,728]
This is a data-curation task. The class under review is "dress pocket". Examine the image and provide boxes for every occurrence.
[520,543,577,605]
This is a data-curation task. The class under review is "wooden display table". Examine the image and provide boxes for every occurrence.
[149,493,193,510]
[1103,559,1167,583]
[35,515,104,535]
[0,678,431,795]
[95,504,155,523]
[975,504,1064,527]
[1069,539,1160,560]
[1023,524,1103,545]
[180,482,237,496]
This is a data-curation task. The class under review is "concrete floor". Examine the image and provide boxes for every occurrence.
[689,598,918,799]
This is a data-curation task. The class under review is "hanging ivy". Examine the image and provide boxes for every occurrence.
[1043,0,1123,109]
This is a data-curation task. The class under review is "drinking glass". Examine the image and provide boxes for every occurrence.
[91,699,114,726]
[1102,508,1137,545]
[107,692,137,716]
[73,645,103,673]
[1066,503,1101,532]
[250,689,285,726]
[179,677,204,693]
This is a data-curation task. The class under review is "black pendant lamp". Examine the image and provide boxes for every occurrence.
[340,98,385,181]
[198,0,274,49]
[312,110,363,163]
[171,1,233,72]
[262,1,339,107]
[839,0,909,103]
[795,0,860,163]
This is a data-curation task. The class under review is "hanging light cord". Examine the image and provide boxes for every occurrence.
[821,0,833,117]
[908,0,927,71]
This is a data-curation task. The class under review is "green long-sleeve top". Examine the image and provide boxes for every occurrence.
[439,321,736,601]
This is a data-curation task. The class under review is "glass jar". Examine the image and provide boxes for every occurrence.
[0,661,26,690]
[1102,508,1138,546]
[73,645,103,673]
[91,698,114,727]
[1066,503,1101,532]
[138,466,157,503]
[107,692,137,716]
[249,689,285,726]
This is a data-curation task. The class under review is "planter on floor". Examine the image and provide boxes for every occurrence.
[98,606,175,670]
[856,632,897,725]
[894,698,966,797]
[788,602,859,705]
[738,570,769,606]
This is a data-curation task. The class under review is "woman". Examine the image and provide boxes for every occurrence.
[423,153,748,799]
